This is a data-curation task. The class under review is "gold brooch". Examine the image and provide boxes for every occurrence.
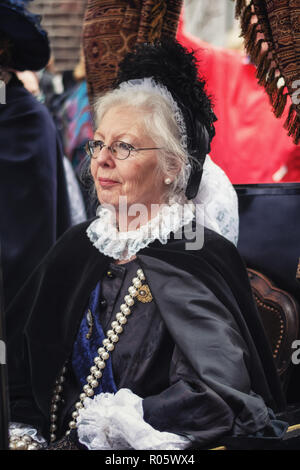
[136,284,153,303]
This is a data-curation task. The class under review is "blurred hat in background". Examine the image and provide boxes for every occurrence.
[0,0,50,71]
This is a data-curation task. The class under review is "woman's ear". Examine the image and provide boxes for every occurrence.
[164,158,183,184]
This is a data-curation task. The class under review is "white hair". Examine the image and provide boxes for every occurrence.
[85,79,239,247]
[93,78,193,204]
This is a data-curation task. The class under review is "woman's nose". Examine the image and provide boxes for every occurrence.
[96,145,115,166]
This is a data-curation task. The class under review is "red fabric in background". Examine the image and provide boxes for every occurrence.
[176,20,300,184]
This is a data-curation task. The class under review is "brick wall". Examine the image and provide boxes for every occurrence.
[29,0,87,72]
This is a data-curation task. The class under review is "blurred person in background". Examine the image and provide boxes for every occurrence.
[0,0,71,309]
[55,51,95,217]
[177,12,299,184]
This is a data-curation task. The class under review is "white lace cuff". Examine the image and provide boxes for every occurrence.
[77,388,191,450]
[9,422,46,445]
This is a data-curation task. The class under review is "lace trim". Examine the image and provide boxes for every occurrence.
[194,155,239,246]
[77,389,190,450]
[9,422,47,445]
[87,202,195,260]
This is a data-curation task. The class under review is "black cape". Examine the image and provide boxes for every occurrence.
[0,75,71,308]
[5,220,287,448]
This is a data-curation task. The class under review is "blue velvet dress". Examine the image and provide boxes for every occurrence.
[72,281,117,394]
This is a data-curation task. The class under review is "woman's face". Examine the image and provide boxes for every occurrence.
[91,105,167,213]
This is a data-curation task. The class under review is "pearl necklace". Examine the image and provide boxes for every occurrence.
[9,434,41,451]
[49,268,149,443]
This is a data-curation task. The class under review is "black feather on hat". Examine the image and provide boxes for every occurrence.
[115,39,217,200]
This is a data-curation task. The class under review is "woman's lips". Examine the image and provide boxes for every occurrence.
[98,178,119,187]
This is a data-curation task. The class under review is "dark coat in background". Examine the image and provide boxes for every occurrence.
[0,74,71,308]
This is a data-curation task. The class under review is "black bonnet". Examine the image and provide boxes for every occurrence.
[114,39,217,199]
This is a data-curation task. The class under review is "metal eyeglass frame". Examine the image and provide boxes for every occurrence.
[85,140,162,160]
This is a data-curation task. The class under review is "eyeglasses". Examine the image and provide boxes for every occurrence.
[85,140,162,161]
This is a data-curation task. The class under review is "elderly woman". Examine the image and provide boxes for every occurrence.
[6,40,287,451]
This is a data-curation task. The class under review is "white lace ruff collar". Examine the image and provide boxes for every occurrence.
[87,203,195,260]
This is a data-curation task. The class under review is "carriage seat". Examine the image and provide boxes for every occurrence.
[247,268,300,387]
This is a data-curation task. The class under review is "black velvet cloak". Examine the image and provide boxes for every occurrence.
[5,220,287,449]
[0,75,71,308]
